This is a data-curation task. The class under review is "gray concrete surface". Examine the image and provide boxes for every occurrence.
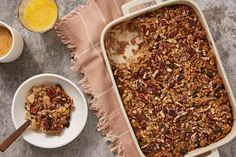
[0,0,236,156]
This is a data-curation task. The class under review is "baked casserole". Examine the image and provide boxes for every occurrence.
[25,84,74,135]
[104,5,233,157]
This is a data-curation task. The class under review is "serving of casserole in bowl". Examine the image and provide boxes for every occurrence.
[11,74,88,148]
[100,0,236,157]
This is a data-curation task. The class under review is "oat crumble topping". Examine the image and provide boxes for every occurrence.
[25,84,73,135]
[105,5,233,157]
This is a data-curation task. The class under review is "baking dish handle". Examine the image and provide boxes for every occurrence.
[121,0,163,15]
[206,149,219,157]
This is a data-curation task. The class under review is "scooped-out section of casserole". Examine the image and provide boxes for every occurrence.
[104,4,233,157]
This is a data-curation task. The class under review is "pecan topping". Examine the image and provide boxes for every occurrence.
[105,4,233,157]
[24,84,74,135]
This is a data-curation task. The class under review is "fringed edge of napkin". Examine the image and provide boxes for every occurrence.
[54,1,126,156]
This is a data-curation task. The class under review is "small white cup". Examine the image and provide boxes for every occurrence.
[0,21,24,63]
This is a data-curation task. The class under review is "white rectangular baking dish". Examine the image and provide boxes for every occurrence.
[100,0,236,156]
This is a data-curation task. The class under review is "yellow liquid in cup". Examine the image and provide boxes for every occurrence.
[19,0,58,32]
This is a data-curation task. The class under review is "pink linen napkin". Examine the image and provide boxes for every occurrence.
[54,0,140,156]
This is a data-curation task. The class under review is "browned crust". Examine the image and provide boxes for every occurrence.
[24,84,73,135]
[105,5,233,157]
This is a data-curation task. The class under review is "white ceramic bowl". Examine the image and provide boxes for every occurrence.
[11,73,88,148]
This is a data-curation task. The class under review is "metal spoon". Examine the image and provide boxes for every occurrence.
[0,120,31,152]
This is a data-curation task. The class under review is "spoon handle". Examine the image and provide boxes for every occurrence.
[0,120,31,152]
